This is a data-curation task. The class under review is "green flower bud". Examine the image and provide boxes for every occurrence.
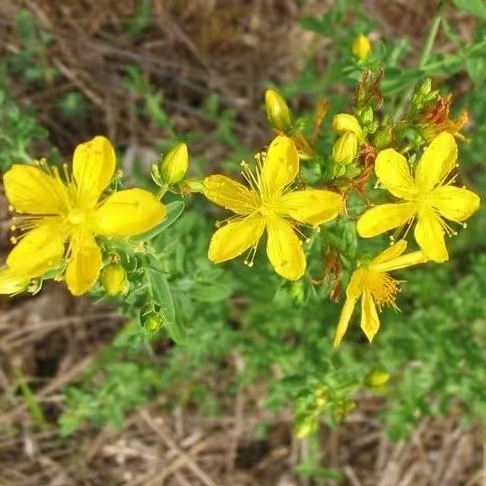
[374,125,393,149]
[416,78,432,99]
[332,114,363,138]
[359,107,374,126]
[160,143,189,185]
[100,263,127,296]
[265,89,293,132]
[141,310,164,333]
[352,34,371,61]
[366,370,390,388]
[332,132,358,165]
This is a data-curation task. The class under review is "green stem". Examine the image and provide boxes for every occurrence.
[393,10,443,122]
[140,254,155,302]
[157,185,168,199]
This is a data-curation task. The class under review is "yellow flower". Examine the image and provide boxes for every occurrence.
[357,132,480,262]
[3,136,166,296]
[352,34,371,61]
[204,135,344,280]
[334,240,427,346]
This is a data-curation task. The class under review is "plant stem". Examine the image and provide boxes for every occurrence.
[394,9,443,122]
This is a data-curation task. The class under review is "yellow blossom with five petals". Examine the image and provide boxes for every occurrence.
[204,135,344,280]
[357,132,480,262]
[3,136,166,296]
[334,240,427,347]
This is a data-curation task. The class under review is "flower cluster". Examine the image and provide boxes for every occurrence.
[0,68,481,348]
[202,80,480,346]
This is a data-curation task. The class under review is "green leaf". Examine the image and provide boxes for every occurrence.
[132,200,185,241]
[300,17,326,34]
[453,0,486,20]
[147,268,187,344]
[192,280,233,302]
[466,57,486,85]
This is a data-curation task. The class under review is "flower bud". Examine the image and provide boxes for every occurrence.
[265,89,292,132]
[365,370,390,392]
[352,34,371,61]
[359,107,374,126]
[366,370,390,388]
[100,263,127,296]
[141,310,164,333]
[160,143,189,185]
[332,114,363,138]
[374,125,393,149]
[332,132,358,165]
[416,78,432,99]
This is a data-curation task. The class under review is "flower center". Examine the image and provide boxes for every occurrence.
[362,269,400,309]
[259,203,276,217]
[67,208,87,226]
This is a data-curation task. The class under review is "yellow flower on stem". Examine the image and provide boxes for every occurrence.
[357,132,480,262]
[204,135,344,280]
[334,240,427,347]
[3,136,166,296]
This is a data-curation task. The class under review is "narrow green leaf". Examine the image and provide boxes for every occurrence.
[453,0,486,20]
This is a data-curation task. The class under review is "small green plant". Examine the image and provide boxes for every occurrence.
[0,68,49,171]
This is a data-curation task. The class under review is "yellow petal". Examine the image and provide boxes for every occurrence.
[279,189,344,226]
[361,290,380,343]
[266,217,306,280]
[260,136,299,200]
[4,165,69,215]
[208,215,265,263]
[7,225,65,277]
[414,207,448,262]
[333,295,358,347]
[415,132,457,192]
[0,267,29,294]
[65,232,102,296]
[347,269,365,299]
[357,203,416,238]
[375,149,417,199]
[95,189,166,237]
[371,240,407,266]
[204,175,260,215]
[431,185,480,222]
[73,136,116,207]
[373,251,428,273]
